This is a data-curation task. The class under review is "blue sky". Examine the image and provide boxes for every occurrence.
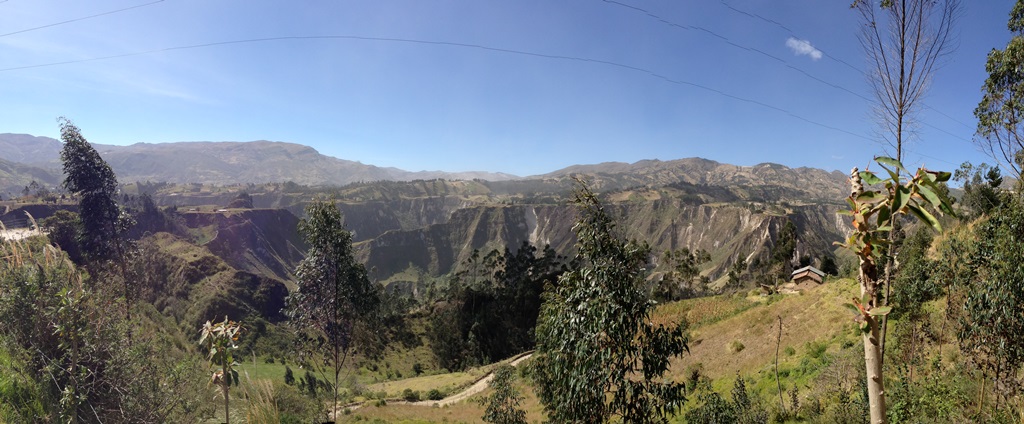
[0,1,1014,176]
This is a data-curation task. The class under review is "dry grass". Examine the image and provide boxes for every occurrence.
[365,353,524,398]
[340,379,546,424]
[663,279,858,383]
[344,279,860,422]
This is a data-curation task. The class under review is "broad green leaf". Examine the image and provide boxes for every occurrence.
[859,171,883,186]
[875,156,909,175]
[916,184,942,210]
[843,303,861,315]
[885,167,901,185]
[877,205,891,226]
[857,191,886,204]
[894,186,911,213]
[868,306,892,316]
[919,180,956,215]
[907,204,942,232]
[932,170,951,182]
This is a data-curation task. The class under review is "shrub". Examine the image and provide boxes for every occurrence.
[729,340,745,353]
[283,366,295,386]
[402,388,420,402]
[805,340,827,359]
[427,389,444,401]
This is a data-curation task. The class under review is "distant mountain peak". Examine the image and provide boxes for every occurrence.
[0,133,518,188]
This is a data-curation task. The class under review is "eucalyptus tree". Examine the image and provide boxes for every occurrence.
[975,0,1024,180]
[285,198,379,412]
[57,118,138,322]
[953,199,1024,412]
[533,179,689,423]
[482,364,527,424]
[58,118,125,264]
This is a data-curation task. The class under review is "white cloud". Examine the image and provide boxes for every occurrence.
[785,37,822,61]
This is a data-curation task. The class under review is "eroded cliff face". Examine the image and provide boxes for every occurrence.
[336,196,469,242]
[181,209,306,284]
[354,200,852,283]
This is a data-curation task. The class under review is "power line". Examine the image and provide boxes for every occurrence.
[717,0,862,73]
[715,1,977,134]
[921,121,971,143]
[0,0,165,38]
[599,0,872,103]
[923,104,974,130]
[602,0,975,149]
[0,34,873,142]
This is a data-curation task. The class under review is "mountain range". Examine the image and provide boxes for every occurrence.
[0,133,517,191]
[0,132,853,288]
[0,133,847,196]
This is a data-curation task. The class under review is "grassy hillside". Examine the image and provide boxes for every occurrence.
[339,278,862,422]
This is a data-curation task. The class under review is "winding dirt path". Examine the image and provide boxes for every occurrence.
[411,352,533,407]
[0,227,40,241]
[336,352,533,416]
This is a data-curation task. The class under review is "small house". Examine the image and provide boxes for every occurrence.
[791,265,825,285]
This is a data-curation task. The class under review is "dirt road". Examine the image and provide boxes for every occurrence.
[337,351,533,416]
[0,227,39,241]
[411,352,533,407]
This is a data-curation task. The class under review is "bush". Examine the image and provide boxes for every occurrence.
[784,346,796,356]
[427,389,444,401]
[402,388,420,402]
[283,366,295,386]
[729,340,745,353]
[805,340,827,359]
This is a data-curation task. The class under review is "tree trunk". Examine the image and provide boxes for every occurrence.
[863,315,887,424]
[224,366,231,424]
[858,238,887,424]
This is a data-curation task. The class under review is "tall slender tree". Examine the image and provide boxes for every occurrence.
[852,0,960,376]
[838,157,952,424]
[853,0,960,162]
[975,0,1024,180]
[58,117,124,264]
[57,118,138,323]
[285,197,379,414]
[533,179,689,423]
